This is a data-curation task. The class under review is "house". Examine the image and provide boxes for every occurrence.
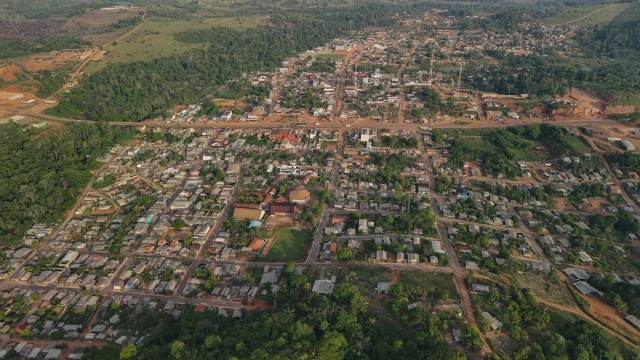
[574,281,602,296]
[563,267,590,282]
[626,315,640,330]
[577,251,593,263]
[233,208,265,221]
[431,241,445,254]
[465,261,479,270]
[376,282,391,295]
[312,279,335,294]
[471,283,490,294]
[482,311,503,330]
[375,250,388,261]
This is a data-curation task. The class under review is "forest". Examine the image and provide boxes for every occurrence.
[0,36,88,60]
[49,6,399,121]
[576,3,640,58]
[0,123,135,245]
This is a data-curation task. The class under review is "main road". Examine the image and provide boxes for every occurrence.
[3,107,614,132]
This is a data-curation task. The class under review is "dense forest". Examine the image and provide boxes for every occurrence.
[49,6,402,121]
[0,123,135,245]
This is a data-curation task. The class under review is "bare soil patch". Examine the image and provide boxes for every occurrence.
[0,64,22,82]
[21,50,84,72]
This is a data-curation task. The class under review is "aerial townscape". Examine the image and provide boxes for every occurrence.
[1,0,640,359]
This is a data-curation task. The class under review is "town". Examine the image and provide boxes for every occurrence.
[1,5,640,360]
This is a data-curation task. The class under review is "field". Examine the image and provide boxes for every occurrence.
[543,3,632,28]
[62,7,142,33]
[261,227,313,261]
[398,271,459,302]
[20,50,84,72]
[514,272,575,306]
[84,16,267,74]
[312,52,348,61]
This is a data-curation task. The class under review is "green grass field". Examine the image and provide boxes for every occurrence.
[262,227,313,261]
[85,15,266,74]
[399,271,459,302]
[313,52,347,61]
[543,3,632,28]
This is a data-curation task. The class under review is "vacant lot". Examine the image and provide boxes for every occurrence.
[399,271,459,302]
[261,227,313,261]
[515,272,575,306]
[85,16,267,74]
[0,64,22,82]
[20,50,83,72]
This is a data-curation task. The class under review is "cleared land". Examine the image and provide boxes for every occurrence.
[84,16,267,74]
[543,3,632,28]
[261,227,313,261]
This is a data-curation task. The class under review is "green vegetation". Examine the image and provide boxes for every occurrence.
[543,3,632,27]
[214,79,269,105]
[471,181,554,206]
[0,36,88,60]
[590,273,640,318]
[410,87,458,119]
[34,71,66,98]
[99,267,465,359]
[473,281,637,359]
[49,6,399,121]
[466,51,573,96]
[93,174,116,189]
[262,228,313,261]
[84,16,265,73]
[306,58,337,73]
[440,125,590,178]
[352,153,418,189]
[0,122,135,245]
[0,0,120,20]
[606,152,640,173]
[110,195,155,253]
[576,3,640,58]
[221,218,265,249]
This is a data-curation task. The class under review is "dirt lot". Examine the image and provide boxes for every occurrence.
[553,197,573,211]
[213,98,247,109]
[0,64,23,82]
[20,50,85,72]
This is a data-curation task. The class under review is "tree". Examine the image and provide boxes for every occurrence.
[337,247,354,261]
[204,335,221,349]
[317,331,347,360]
[170,340,186,359]
[119,344,137,359]
[463,325,483,352]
